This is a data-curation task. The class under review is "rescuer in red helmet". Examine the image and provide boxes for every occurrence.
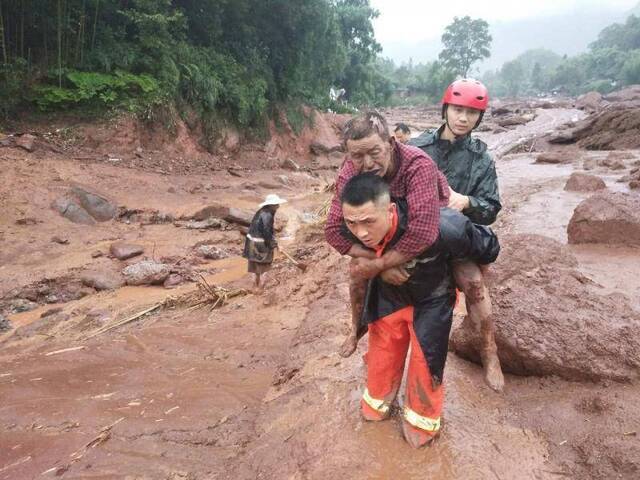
[411,79,504,392]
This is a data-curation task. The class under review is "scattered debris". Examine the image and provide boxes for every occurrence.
[165,275,247,311]
[535,152,572,164]
[282,158,300,171]
[0,314,12,332]
[87,305,162,338]
[41,307,63,318]
[163,274,184,289]
[15,217,38,226]
[44,346,87,356]
[280,249,308,272]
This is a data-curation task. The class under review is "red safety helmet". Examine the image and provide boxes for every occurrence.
[442,78,489,112]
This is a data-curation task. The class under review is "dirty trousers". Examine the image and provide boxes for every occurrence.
[361,306,443,436]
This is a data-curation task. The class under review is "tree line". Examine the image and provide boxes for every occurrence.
[3,3,637,126]
[382,13,640,103]
[0,0,392,130]
[482,14,640,97]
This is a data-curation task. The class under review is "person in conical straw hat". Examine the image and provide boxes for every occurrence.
[243,194,287,291]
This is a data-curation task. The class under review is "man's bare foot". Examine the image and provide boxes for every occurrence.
[482,351,504,392]
[339,333,359,358]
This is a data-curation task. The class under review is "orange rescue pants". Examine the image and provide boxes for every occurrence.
[361,306,443,438]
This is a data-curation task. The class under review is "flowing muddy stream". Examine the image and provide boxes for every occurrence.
[1,106,639,479]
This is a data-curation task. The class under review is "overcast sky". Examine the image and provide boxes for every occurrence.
[370,0,638,45]
[370,0,639,70]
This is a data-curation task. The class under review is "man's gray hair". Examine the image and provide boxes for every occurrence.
[342,111,390,146]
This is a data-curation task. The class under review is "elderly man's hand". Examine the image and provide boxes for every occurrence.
[448,187,470,211]
[349,257,383,280]
[380,266,410,285]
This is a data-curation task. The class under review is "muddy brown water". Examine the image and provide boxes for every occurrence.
[498,151,640,309]
[2,106,640,479]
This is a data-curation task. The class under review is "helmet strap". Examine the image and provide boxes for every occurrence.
[443,106,461,140]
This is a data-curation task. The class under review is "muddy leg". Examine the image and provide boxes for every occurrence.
[453,261,504,392]
[339,276,367,358]
[253,273,263,294]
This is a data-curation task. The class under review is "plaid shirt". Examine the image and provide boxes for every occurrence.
[325,141,450,257]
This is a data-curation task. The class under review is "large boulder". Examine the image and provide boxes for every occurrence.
[567,192,640,246]
[51,197,97,225]
[564,172,606,192]
[81,271,125,291]
[122,261,170,286]
[52,185,117,224]
[191,204,253,226]
[450,234,640,382]
[71,186,118,221]
[576,91,603,112]
[16,134,36,152]
[110,242,144,260]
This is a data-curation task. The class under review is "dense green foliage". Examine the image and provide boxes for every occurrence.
[483,15,640,97]
[0,0,390,128]
[375,16,491,106]
[377,57,456,105]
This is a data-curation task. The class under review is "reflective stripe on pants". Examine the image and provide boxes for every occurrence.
[364,306,444,435]
[362,388,390,415]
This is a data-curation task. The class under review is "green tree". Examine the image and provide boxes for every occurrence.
[590,14,640,51]
[439,16,492,77]
[0,0,388,123]
[531,62,544,91]
[621,50,640,85]
[584,47,628,81]
[549,55,589,95]
[500,60,525,96]
[334,0,386,104]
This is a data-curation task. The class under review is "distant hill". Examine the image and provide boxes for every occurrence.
[380,3,640,73]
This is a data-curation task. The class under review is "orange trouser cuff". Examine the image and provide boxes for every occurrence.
[363,306,444,432]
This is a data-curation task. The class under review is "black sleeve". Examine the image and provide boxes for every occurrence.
[437,208,500,264]
[462,151,502,225]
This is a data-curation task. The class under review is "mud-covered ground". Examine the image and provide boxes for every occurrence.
[1,104,639,479]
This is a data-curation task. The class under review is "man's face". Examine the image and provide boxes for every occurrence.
[342,200,393,249]
[346,134,393,178]
[394,129,410,144]
[446,105,482,136]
